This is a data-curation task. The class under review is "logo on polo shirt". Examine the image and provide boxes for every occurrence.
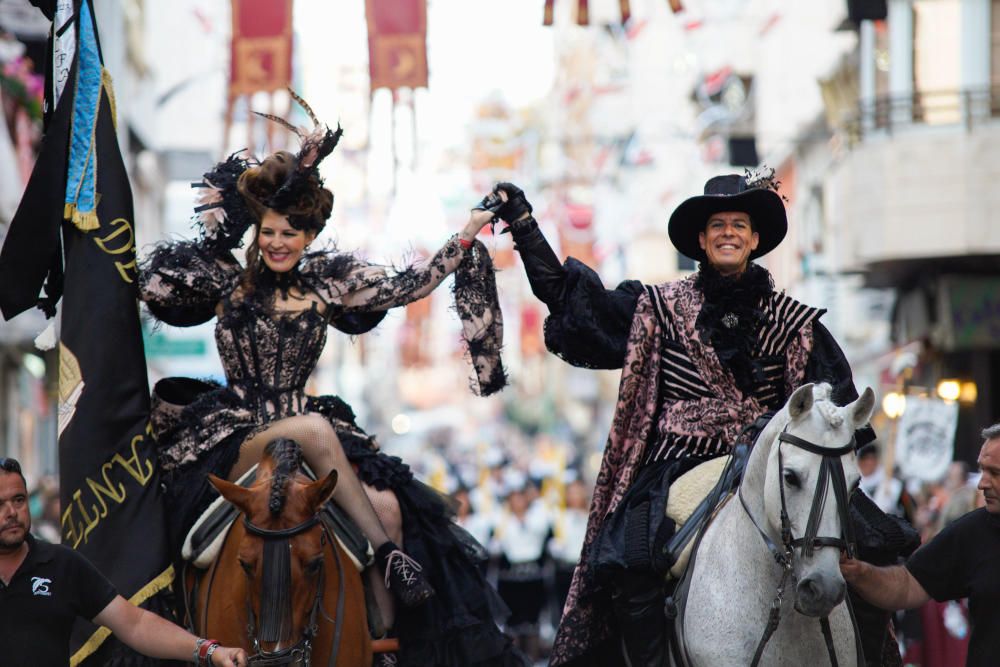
[31,577,52,596]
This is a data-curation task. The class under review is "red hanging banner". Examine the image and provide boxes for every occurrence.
[544,0,555,25]
[365,0,429,93]
[577,0,589,25]
[620,0,631,23]
[229,0,294,96]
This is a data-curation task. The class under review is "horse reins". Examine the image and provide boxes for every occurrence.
[241,515,346,666]
[737,427,865,667]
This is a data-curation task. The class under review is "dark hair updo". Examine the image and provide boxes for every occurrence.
[237,151,334,292]
[236,151,334,232]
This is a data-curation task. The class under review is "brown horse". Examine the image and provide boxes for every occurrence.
[188,439,372,666]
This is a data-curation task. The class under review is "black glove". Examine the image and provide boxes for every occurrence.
[492,182,533,223]
[472,190,504,216]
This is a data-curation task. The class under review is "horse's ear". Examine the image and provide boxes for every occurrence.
[305,470,338,513]
[208,474,254,513]
[848,387,876,430]
[788,383,815,419]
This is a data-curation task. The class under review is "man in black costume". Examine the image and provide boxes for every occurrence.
[478,175,916,667]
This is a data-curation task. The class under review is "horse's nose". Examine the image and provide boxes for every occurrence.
[795,572,846,617]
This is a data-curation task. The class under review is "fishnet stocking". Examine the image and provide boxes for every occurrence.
[231,414,391,549]
[365,486,402,628]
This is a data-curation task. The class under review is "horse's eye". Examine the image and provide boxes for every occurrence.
[305,556,324,575]
[783,469,801,489]
[238,559,254,575]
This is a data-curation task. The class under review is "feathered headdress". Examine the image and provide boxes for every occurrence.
[252,89,343,231]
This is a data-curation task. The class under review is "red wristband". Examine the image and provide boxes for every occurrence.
[199,639,220,664]
[459,238,473,249]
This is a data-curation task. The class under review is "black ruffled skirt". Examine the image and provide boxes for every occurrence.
[151,377,525,667]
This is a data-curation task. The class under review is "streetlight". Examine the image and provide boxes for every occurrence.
[882,391,906,419]
[935,379,978,404]
[936,379,961,402]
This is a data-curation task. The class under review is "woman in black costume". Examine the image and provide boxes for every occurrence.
[139,106,521,667]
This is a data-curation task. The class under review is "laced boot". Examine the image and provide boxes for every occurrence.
[375,542,435,607]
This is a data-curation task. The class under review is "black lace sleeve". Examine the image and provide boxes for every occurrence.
[298,251,386,334]
[303,240,506,396]
[542,258,644,370]
[804,321,876,447]
[138,241,240,326]
[138,155,255,326]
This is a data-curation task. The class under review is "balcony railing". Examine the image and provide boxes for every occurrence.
[842,87,1000,143]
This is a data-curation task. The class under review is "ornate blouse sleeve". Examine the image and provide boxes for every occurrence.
[138,154,254,326]
[304,238,506,396]
[313,236,467,312]
[542,258,644,370]
[138,241,241,326]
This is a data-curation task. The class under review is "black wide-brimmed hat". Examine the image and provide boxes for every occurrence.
[668,173,787,263]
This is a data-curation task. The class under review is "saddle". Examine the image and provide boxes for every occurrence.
[663,454,733,579]
[182,464,373,572]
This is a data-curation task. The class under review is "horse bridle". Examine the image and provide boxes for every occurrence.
[241,515,346,667]
[738,426,864,667]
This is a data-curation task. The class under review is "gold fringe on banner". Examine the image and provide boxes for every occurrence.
[64,203,100,231]
[70,566,176,666]
[101,68,118,131]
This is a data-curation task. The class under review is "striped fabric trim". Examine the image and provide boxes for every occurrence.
[646,284,676,338]
[646,432,727,464]
[758,292,824,357]
[648,286,710,400]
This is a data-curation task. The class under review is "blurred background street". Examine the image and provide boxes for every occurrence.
[0,1,996,664]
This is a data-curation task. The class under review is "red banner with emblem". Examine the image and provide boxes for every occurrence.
[365,0,429,93]
[229,0,294,97]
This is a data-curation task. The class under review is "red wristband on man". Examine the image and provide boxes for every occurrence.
[459,238,473,249]
[199,639,220,665]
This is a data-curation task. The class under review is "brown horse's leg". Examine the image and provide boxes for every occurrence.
[231,415,394,549]
[364,485,402,630]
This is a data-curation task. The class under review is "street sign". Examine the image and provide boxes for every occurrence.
[143,333,207,358]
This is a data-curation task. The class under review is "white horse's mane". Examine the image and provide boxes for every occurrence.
[810,383,845,430]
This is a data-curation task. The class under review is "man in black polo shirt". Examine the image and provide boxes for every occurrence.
[841,424,1000,667]
[0,458,246,666]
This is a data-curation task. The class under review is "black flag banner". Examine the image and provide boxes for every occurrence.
[0,2,174,665]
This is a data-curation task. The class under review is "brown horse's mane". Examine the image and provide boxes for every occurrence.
[263,438,304,516]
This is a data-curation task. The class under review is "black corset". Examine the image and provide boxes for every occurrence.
[216,298,328,423]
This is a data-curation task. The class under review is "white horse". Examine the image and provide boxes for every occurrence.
[676,382,875,667]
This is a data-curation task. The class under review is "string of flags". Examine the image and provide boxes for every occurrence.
[544,0,683,26]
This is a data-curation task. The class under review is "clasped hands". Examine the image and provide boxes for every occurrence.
[463,183,534,241]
